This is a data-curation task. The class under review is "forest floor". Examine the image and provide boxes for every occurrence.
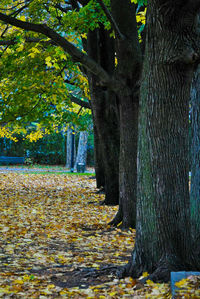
[0,172,199,298]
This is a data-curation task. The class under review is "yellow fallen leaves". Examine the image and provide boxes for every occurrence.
[175,275,200,298]
[0,172,194,298]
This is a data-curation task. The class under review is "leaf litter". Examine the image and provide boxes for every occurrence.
[0,173,198,298]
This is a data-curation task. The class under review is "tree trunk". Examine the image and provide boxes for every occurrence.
[93,122,105,188]
[109,0,142,227]
[66,128,76,169]
[74,131,88,172]
[90,87,120,205]
[87,27,120,205]
[190,64,200,253]
[124,1,200,282]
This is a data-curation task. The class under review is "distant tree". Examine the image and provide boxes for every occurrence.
[74,130,88,171]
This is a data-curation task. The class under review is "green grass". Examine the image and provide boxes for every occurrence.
[23,171,94,176]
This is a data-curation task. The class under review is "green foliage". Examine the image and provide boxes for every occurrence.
[0,128,94,166]
[0,0,94,139]
[0,131,66,164]
[132,0,147,5]
[25,132,66,165]
[0,0,145,140]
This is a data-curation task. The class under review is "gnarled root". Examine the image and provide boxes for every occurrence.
[117,252,193,283]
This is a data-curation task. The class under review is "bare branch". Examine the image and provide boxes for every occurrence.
[96,0,125,40]
[0,12,120,91]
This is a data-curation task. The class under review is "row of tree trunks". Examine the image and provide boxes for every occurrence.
[1,0,200,284]
[124,1,200,281]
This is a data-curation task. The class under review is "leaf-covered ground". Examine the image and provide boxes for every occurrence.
[0,173,199,298]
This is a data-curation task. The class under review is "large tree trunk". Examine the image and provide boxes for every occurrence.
[190,64,200,253]
[109,0,142,227]
[124,1,200,282]
[87,27,120,206]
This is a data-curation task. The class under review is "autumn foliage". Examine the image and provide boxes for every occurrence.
[0,172,199,298]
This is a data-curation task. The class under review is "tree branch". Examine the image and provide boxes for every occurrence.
[96,0,125,40]
[0,12,120,91]
[70,95,91,109]
[0,37,56,46]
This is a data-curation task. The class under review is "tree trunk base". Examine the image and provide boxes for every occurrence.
[95,187,105,194]
[100,199,118,206]
[109,211,136,229]
[118,253,195,283]
[108,210,123,227]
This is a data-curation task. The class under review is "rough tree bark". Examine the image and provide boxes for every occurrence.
[190,64,200,252]
[87,26,120,205]
[93,123,105,189]
[123,0,200,282]
[109,0,142,227]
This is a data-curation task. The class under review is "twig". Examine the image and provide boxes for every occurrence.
[96,0,125,40]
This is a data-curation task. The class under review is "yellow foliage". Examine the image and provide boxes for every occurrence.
[26,130,44,142]
[136,8,147,25]
[0,127,18,142]
[0,172,196,298]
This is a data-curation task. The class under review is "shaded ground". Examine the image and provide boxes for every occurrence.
[0,172,199,298]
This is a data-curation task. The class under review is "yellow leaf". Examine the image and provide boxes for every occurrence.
[109,292,117,296]
[14,279,24,284]
[175,278,188,288]
[45,56,52,67]
[146,279,154,285]
[142,271,149,277]
[28,52,36,58]
[19,16,26,21]
[31,47,40,54]
[47,284,55,289]
[60,53,67,60]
